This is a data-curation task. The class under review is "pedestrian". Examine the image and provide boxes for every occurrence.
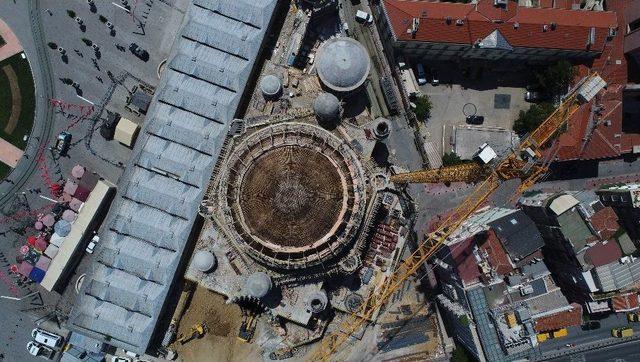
[35,136,40,142]
[23,154,29,159]
[96,75,103,83]
[5,180,14,185]
[45,9,52,16]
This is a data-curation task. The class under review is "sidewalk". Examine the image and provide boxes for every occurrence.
[0,18,22,62]
[0,137,23,167]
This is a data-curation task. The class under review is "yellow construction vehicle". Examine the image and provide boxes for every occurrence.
[309,72,605,361]
[238,315,257,343]
[176,322,207,345]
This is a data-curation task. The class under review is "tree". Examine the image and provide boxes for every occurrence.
[535,60,576,100]
[81,38,93,46]
[458,314,470,327]
[451,345,473,362]
[413,94,432,121]
[67,10,76,18]
[99,15,108,23]
[513,102,555,136]
[60,78,73,85]
[442,152,464,167]
[47,42,58,49]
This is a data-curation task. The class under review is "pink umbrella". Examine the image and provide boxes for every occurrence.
[62,209,77,222]
[34,237,48,251]
[18,262,33,277]
[71,165,85,179]
[34,221,43,230]
[20,245,29,254]
[63,180,78,195]
[42,214,55,227]
[69,198,83,211]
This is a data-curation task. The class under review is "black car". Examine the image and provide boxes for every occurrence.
[466,115,485,125]
[581,320,601,331]
[129,43,149,61]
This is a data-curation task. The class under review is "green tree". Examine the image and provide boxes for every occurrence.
[451,345,473,362]
[99,15,108,23]
[413,95,432,121]
[513,102,555,136]
[67,10,76,18]
[442,152,464,167]
[81,38,93,46]
[535,60,576,100]
[47,42,58,49]
[459,314,470,327]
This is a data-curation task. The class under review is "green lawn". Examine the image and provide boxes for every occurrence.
[0,52,35,150]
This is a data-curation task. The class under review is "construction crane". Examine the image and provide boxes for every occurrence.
[310,72,605,361]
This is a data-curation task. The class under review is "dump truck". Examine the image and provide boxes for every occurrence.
[611,327,633,338]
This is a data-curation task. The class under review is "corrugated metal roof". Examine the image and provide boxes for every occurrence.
[68,0,278,354]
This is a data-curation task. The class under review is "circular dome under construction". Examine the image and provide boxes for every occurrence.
[260,74,282,99]
[220,123,367,271]
[316,37,370,93]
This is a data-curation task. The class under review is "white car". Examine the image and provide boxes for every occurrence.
[86,235,99,254]
[355,10,373,24]
[111,357,133,362]
[32,328,63,348]
[27,341,54,359]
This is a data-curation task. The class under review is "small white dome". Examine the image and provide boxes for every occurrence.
[192,250,216,273]
[260,75,282,98]
[245,272,272,298]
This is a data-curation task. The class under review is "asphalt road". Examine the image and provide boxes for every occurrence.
[549,339,640,362]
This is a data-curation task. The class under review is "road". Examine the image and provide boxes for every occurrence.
[548,339,640,362]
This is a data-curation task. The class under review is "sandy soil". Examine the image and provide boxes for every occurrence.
[172,285,263,362]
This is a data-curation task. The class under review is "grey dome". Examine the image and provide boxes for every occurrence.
[245,272,272,298]
[316,37,370,92]
[260,75,282,98]
[313,93,341,121]
[192,250,216,273]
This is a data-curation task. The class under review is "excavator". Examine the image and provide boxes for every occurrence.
[176,322,207,345]
[238,314,257,343]
[308,72,606,361]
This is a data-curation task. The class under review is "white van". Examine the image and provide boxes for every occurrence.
[416,63,427,85]
[355,10,373,24]
[32,328,63,348]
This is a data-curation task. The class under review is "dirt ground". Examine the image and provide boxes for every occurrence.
[171,285,263,362]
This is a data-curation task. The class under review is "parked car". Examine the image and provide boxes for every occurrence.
[466,115,485,125]
[431,69,439,86]
[129,43,149,61]
[27,341,55,359]
[32,328,63,348]
[416,63,427,85]
[86,235,99,254]
[581,320,601,330]
[55,131,72,156]
[111,356,132,362]
[525,91,541,102]
[611,327,633,338]
[628,312,640,322]
[355,10,373,24]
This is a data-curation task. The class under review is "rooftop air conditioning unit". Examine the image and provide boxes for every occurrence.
[542,24,549,32]
[494,0,508,7]
[608,27,617,37]
[456,19,464,26]
[604,120,612,126]
[513,22,520,29]
[446,16,452,25]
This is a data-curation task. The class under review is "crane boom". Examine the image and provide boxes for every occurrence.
[310,72,604,361]
[390,163,487,184]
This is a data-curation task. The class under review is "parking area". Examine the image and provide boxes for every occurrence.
[414,62,533,158]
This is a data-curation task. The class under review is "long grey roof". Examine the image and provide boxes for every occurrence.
[68,0,277,354]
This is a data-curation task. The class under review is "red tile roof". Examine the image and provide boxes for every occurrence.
[611,292,640,312]
[534,303,583,332]
[588,207,620,240]
[555,0,640,161]
[383,0,617,52]
[449,229,514,285]
[584,240,622,267]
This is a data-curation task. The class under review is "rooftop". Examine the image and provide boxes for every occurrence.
[611,292,640,312]
[594,256,640,292]
[316,37,370,92]
[554,0,639,161]
[533,303,582,333]
[450,230,514,286]
[67,0,278,354]
[588,206,619,240]
[382,0,617,52]
[583,240,622,268]
[488,210,545,261]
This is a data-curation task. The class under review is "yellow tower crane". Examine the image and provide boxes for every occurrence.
[309,72,605,361]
